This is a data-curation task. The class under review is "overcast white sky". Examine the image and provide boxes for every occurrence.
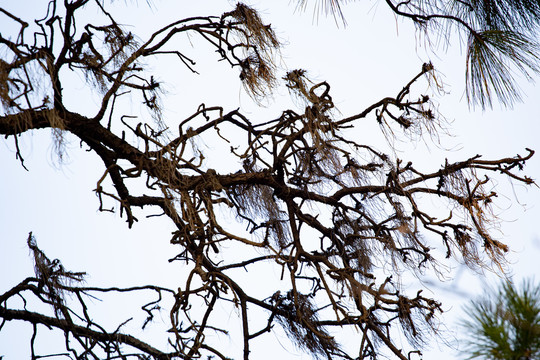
[1,1,540,359]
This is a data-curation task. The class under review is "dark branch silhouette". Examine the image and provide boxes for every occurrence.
[0,1,536,359]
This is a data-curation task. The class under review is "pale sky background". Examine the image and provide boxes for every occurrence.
[1,1,540,359]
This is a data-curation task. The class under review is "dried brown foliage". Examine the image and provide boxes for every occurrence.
[0,1,536,360]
